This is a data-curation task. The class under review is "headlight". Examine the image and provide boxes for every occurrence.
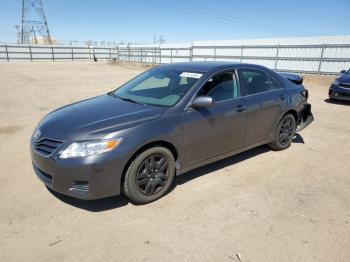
[333,80,340,86]
[59,138,122,159]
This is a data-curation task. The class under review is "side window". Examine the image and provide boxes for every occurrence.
[239,68,270,95]
[268,75,283,90]
[197,71,240,102]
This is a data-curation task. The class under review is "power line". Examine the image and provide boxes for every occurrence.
[150,0,310,36]
[151,0,286,35]
[174,0,310,36]
[160,0,309,35]
[0,30,16,34]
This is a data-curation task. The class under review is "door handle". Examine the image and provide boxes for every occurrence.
[236,105,247,112]
[280,94,286,100]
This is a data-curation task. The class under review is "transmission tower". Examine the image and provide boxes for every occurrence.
[21,0,52,44]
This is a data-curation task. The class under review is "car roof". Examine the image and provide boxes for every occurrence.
[158,61,265,73]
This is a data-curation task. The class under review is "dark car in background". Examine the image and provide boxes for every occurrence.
[329,68,350,101]
[31,62,313,204]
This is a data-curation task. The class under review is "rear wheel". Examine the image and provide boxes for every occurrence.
[123,147,175,204]
[268,114,296,151]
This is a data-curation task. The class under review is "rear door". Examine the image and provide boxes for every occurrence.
[237,68,286,145]
[182,70,247,166]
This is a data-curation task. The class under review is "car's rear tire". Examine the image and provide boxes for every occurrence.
[268,114,296,151]
[123,146,175,204]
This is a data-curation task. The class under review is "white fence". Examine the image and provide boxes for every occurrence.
[1,35,350,75]
[0,45,113,61]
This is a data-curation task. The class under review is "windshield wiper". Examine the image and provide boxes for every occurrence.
[120,97,139,104]
[112,94,145,105]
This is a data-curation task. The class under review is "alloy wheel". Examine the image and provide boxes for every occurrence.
[279,118,294,146]
[136,154,169,196]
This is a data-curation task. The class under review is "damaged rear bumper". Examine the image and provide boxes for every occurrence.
[296,103,314,132]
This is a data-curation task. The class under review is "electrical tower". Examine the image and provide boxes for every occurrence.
[21,0,52,44]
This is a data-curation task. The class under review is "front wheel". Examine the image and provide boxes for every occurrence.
[123,147,175,204]
[268,114,296,151]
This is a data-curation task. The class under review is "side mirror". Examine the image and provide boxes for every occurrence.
[191,96,214,108]
[340,70,346,74]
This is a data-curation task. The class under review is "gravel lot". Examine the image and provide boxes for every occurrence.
[0,62,349,262]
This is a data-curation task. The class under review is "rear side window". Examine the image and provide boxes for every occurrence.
[268,75,283,90]
[238,68,283,96]
[197,71,240,102]
[238,68,270,95]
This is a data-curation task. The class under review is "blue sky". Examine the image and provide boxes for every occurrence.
[0,0,349,44]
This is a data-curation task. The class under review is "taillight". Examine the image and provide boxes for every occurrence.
[302,89,309,101]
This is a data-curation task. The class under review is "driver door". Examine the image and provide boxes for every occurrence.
[182,70,247,167]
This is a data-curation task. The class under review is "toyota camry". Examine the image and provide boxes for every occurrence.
[31,62,313,204]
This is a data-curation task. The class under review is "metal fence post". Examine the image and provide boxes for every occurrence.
[189,46,193,61]
[140,48,143,63]
[170,48,173,63]
[128,45,131,62]
[159,47,162,64]
[318,44,325,74]
[153,47,156,64]
[5,44,9,62]
[274,44,280,70]
[240,44,244,62]
[51,47,54,61]
[71,47,74,61]
[29,45,33,62]
[213,45,217,61]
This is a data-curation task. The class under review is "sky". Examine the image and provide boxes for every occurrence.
[0,0,349,44]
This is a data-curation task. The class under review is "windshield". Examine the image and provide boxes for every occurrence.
[112,67,202,107]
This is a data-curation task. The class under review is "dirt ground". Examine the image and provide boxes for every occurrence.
[0,62,349,262]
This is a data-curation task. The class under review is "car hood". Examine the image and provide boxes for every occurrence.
[37,94,165,141]
[338,73,350,83]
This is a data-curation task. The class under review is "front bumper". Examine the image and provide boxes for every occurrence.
[296,103,314,132]
[31,144,134,200]
[329,84,350,101]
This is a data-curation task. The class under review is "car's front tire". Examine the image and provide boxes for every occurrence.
[268,114,296,151]
[123,146,175,204]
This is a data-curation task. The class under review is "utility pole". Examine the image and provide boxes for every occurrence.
[15,25,21,44]
[21,0,52,44]
[159,35,165,44]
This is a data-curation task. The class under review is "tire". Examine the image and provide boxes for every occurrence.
[123,146,176,204]
[268,114,296,151]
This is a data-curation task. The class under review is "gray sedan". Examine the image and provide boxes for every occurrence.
[31,62,313,204]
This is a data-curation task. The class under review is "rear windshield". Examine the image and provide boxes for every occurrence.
[112,67,202,107]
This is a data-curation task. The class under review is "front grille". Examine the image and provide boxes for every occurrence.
[339,83,350,89]
[34,138,63,156]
